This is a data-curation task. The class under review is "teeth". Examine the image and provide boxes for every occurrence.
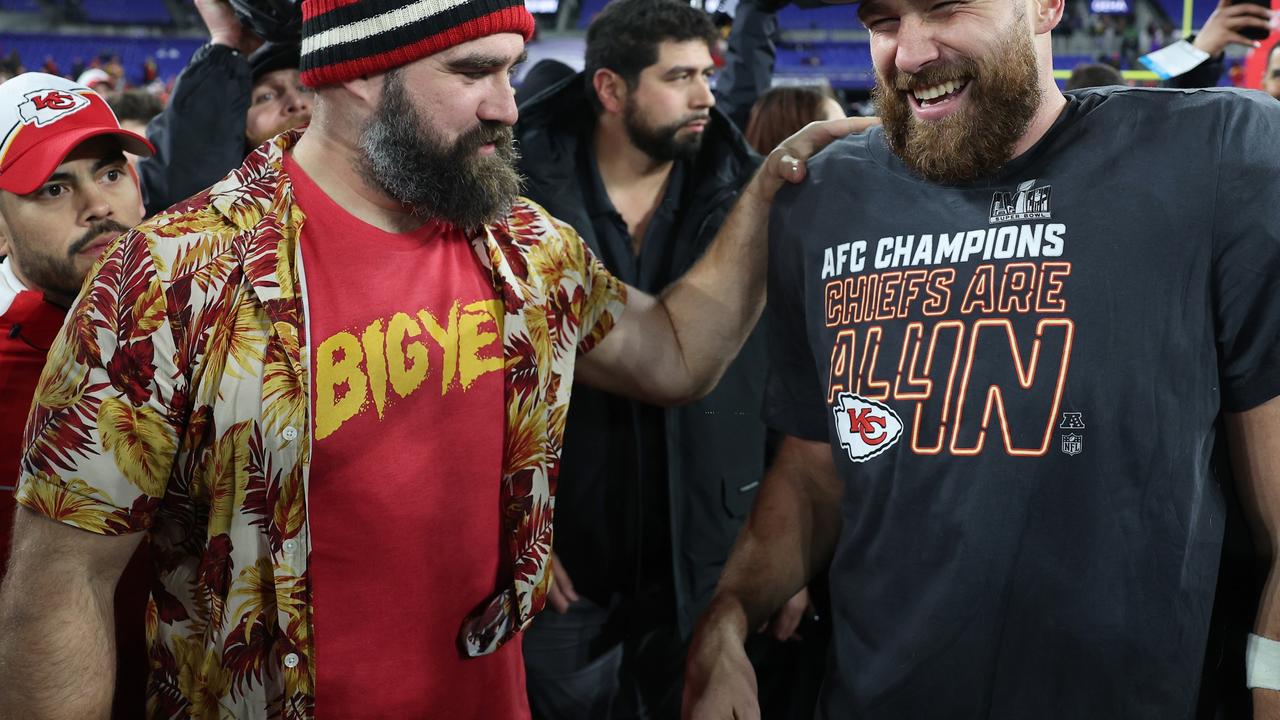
[913,79,963,102]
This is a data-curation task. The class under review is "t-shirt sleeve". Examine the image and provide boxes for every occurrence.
[16,230,183,535]
[1211,92,1280,412]
[553,217,628,356]
[763,190,829,441]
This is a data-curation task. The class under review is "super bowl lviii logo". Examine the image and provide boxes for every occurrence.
[832,393,903,463]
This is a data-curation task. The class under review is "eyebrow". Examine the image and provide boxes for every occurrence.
[42,153,128,184]
[662,64,715,78]
[446,50,529,73]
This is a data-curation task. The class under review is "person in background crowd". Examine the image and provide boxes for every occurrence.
[1064,61,1125,89]
[1164,0,1275,89]
[106,89,165,170]
[744,84,846,153]
[1265,40,1280,99]
[515,1,861,717]
[139,0,311,214]
[684,0,1280,714]
[0,71,154,720]
[0,0,854,716]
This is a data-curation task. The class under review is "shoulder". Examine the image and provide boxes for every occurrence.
[773,126,883,216]
[128,189,241,281]
[1069,85,1280,127]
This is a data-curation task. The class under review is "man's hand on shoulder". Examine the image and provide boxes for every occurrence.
[748,116,881,203]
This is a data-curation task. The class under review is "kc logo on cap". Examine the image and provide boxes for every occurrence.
[18,88,91,128]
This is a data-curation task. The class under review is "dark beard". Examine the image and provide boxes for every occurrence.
[10,218,130,303]
[357,69,523,228]
[622,98,708,163]
[872,16,1041,185]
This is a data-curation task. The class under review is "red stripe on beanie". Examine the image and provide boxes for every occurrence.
[300,5,534,87]
[302,0,362,22]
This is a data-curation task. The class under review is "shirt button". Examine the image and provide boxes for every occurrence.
[283,539,297,553]
[283,653,299,669]
[282,426,298,441]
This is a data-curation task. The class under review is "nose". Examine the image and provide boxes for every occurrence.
[284,88,313,116]
[894,15,942,76]
[78,180,113,225]
[691,73,715,110]
[478,75,519,126]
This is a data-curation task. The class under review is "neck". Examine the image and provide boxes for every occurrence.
[1009,56,1069,160]
[2,256,73,309]
[290,105,426,234]
[593,114,674,191]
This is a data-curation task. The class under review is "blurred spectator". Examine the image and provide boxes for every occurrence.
[744,84,844,153]
[0,71,154,720]
[1065,61,1126,90]
[139,0,309,214]
[516,0,789,717]
[40,56,59,77]
[76,67,115,93]
[107,90,166,169]
[1165,0,1274,88]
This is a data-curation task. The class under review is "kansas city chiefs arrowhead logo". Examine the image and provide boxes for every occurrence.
[832,393,903,463]
[18,89,90,128]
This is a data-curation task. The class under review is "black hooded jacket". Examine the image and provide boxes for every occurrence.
[516,74,766,636]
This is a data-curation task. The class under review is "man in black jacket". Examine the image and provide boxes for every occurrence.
[138,0,311,214]
[516,1,793,717]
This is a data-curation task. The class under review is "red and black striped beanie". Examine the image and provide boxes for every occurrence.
[300,0,536,87]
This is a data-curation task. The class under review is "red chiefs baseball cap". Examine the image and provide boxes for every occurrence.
[0,72,154,196]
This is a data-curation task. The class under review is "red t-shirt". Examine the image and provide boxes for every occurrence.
[286,155,527,718]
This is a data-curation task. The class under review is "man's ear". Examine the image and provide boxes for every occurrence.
[592,68,628,115]
[342,73,383,108]
[1030,0,1065,35]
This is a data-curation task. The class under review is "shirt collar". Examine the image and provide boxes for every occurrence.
[0,257,29,317]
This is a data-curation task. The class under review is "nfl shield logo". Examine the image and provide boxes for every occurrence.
[1061,433,1083,456]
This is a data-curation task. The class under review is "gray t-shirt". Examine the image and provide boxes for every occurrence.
[766,86,1280,719]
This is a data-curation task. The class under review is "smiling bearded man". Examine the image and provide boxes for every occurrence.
[871,0,1042,184]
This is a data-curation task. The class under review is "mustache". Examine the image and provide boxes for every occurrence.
[890,60,979,92]
[67,219,132,256]
[456,122,514,153]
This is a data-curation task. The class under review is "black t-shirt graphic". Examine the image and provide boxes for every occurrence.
[765,87,1280,719]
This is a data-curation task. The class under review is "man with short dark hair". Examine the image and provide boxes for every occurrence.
[685,0,1280,716]
[515,0,839,716]
[1064,61,1124,90]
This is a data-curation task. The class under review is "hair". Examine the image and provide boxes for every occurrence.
[744,85,838,155]
[107,90,164,126]
[1064,62,1125,91]
[584,0,718,112]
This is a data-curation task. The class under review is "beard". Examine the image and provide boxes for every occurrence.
[10,218,130,304]
[622,96,708,163]
[357,69,523,228]
[872,14,1042,184]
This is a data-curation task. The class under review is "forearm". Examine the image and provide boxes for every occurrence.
[654,178,774,401]
[0,565,119,718]
[701,437,842,640]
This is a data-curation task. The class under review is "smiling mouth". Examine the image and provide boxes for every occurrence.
[910,78,970,108]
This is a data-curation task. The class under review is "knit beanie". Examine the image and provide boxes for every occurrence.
[300,0,535,87]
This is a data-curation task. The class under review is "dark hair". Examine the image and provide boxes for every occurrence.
[744,85,838,155]
[1064,62,1125,91]
[107,90,164,126]
[584,0,718,112]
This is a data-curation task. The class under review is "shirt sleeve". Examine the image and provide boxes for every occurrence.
[763,189,829,441]
[1212,91,1280,412]
[16,229,184,535]
[552,217,628,356]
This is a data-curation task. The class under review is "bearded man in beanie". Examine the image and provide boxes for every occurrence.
[0,0,861,717]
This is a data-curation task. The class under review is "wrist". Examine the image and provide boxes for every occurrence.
[1247,633,1280,690]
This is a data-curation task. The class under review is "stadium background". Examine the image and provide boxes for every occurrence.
[0,0,1276,108]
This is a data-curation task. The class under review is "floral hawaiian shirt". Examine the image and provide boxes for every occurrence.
[16,129,626,719]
